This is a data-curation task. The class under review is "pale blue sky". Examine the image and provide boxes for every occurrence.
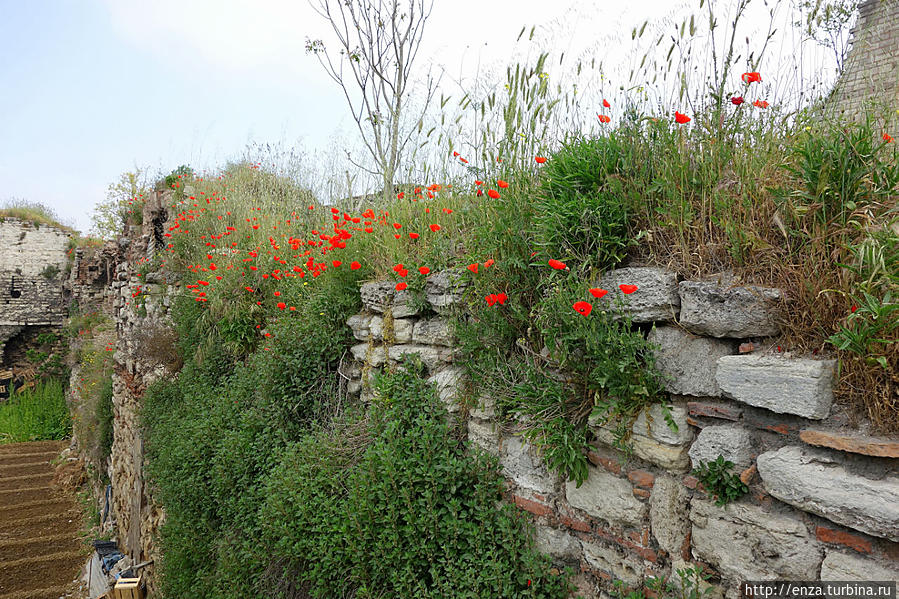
[0,1,832,235]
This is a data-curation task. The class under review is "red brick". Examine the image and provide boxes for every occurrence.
[628,469,655,488]
[816,526,873,554]
[633,488,651,499]
[763,423,791,435]
[560,515,592,533]
[740,463,757,485]
[687,401,742,421]
[680,530,692,561]
[800,429,899,458]
[513,495,552,517]
[587,450,622,474]
[683,475,699,489]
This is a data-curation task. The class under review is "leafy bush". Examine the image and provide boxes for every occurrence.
[691,455,748,507]
[261,367,572,598]
[0,379,71,443]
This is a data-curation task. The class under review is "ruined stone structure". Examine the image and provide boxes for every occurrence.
[345,269,899,597]
[830,0,899,125]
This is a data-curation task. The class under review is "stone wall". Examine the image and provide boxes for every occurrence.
[829,0,899,126]
[345,268,899,598]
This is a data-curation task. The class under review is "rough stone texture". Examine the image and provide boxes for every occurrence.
[580,541,644,586]
[467,418,499,455]
[690,499,823,580]
[565,466,648,528]
[350,342,386,367]
[359,280,419,317]
[424,269,468,314]
[347,314,372,341]
[799,429,899,458]
[412,318,454,346]
[689,425,755,470]
[592,403,693,472]
[387,344,443,370]
[756,446,899,542]
[716,355,836,419]
[648,326,735,396]
[534,526,582,563]
[678,280,783,338]
[500,436,557,495]
[820,550,899,582]
[469,394,496,420]
[370,316,414,343]
[649,474,691,558]
[595,267,680,323]
[427,367,464,413]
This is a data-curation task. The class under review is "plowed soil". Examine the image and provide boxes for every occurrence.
[0,441,86,599]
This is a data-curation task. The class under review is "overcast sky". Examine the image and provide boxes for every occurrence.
[0,0,835,235]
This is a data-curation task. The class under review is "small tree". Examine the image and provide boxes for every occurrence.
[91,167,151,239]
[306,0,437,201]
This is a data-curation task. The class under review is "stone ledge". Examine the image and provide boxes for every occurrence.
[799,429,899,458]
[595,267,680,323]
[679,280,783,338]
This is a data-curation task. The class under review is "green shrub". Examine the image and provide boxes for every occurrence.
[262,367,573,598]
[0,379,70,443]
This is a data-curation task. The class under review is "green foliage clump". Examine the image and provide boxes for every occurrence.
[691,455,748,507]
[261,367,572,599]
[0,379,70,443]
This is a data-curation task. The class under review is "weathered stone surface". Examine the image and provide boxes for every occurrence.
[347,314,372,341]
[690,499,823,580]
[716,355,835,419]
[359,280,419,317]
[580,541,644,586]
[350,342,386,367]
[412,318,455,346]
[649,474,691,557]
[595,267,680,323]
[820,550,899,581]
[369,316,414,343]
[469,394,496,420]
[534,526,582,563]
[427,367,464,413]
[688,425,755,470]
[387,344,441,370]
[425,270,468,314]
[648,326,735,396]
[687,401,742,422]
[756,446,899,542]
[565,466,647,528]
[679,280,783,337]
[501,436,556,495]
[592,403,692,472]
[467,418,499,455]
[800,429,899,458]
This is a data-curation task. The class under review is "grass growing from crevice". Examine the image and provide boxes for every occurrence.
[0,379,71,443]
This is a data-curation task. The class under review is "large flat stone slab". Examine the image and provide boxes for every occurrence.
[799,429,899,458]
[679,280,783,337]
[648,326,735,396]
[756,446,899,541]
[360,280,419,317]
[688,424,755,470]
[820,550,899,581]
[565,466,647,528]
[595,267,680,323]
[690,499,823,580]
[716,355,835,419]
[500,436,557,495]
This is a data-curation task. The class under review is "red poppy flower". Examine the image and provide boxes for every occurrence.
[535,156,547,163]
[731,96,744,105]
[418,266,430,275]
[572,301,592,316]
[619,284,638,294]
[548,259,567,270]
[485,293,497,306]
[350,261,361,270]
[495,292,507,305]
[453,151,459,157]
[467,263,479,274]
[396,282,408,291]
[602,98,611,108]
[589,288,608,299]
[487,189,500,199]
[397,268,408,277]
[430,224,441,232]
[397,192,404,199]
[277,302,286,310]
[884,133,894,143]
[741,72,761,83]
[393,263,404,272]
[851,304,858,313]
[753,100,769,109]
[598,114,611,123]
[497,180,509,188]
[674,111,691,124]
[365,227,374,233]
[393,223,402,229]
[460,158,468,163]
[476,189,483,197]
[484,258,495,268]
[474,180,483,185]
[408,232,419,240]
[332,260,342,267]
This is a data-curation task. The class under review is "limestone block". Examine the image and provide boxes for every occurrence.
[346,314,372,341]
[387,344,441,370]
[359,280,419,317]
[756,446,899,542]
[690,499,823,580]
[412,318,455,346]
[500,436,556,495]
[592,403,693,472]
[649,474,691,557]
[648,326,735,396]
[427,367,464,413]
[425,269,468,314]
[370,316,414,343]
[467,418,499,455]
[595,267,680,323]
[688,425,755,470]
[534,526,582,563]
[565,466,647,528]
[716,355,835,419]
[820,550,899,582]
[679,280,783,337]
[350,342,386,367]
[581,541,645,586]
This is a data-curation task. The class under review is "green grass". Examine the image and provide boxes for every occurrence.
[0,379,71,444]
[0,200,76,234]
